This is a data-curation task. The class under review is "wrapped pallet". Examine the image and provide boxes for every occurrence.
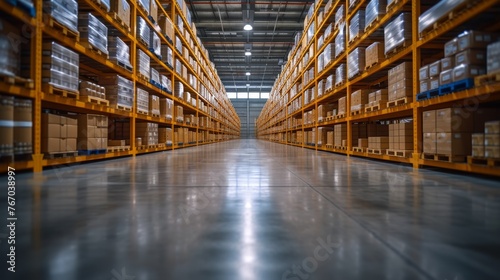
[384,13,411,55]
[100,75,133,109]
[365,0,386,30]
[79,13,108,55]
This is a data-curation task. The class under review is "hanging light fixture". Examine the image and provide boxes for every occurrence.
[245,51,252,56]
[243,24,253,31]
[246,72,251,76]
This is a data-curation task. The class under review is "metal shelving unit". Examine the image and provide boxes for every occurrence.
[0,0,240,172]
[256,0,500,177]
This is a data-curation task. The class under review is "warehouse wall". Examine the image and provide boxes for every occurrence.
[230,99,266,138]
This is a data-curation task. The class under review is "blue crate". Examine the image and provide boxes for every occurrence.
[416,88,440,101]
[439,78,474,96]
[78,149,107,156]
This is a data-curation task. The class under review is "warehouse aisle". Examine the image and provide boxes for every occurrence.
[3,139,500,280]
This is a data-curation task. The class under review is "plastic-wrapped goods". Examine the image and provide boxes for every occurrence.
[177,15,183,33]
[335,23,346,58]
[349,10,365,43]
[151,67,160,85]
[42,41,79,91]
[137,16,150,47]
[318,34,324,51]
[99,75,134,109]
[175,36,183,53]
[325,74,334,92]
[0,20,20,77]
[335,4,344,27]
[318,53,325,73]
[149,95,160,116]
[487,41,500,74]
[78,13,108,55]
[365,41,384,68]
[384,13,411,55]
[161,75,172,93]
[138,0,150,13]
[317,79,324,98]
[136,49,150,79]
[136,88,149,114]
[175,59,182,75]
[323,43,334,67]
[160,98,174,120]
[324,23,332,40]
[365,0,386,30]
[80,81,106,100]
[110,0,130,29]
[419,0,468,35]
[0,96,14,156]
[175,105,184,122]
[43,0,79,33]
[161,45,173,68]
[307,22,315,43]
[13,98,32,155]
[174,81,184,99]
[347,47,365,79]
[335,64,346,86]
[136,122,158,146]
[150,31,161,58]
[108,36,132,69]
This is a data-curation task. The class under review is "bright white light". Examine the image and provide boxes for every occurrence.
[245,51,252,56]
[245,72,251,76]
[243,24,253,31]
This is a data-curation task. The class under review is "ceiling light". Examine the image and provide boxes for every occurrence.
[245,72,251,76]
[243,24,253,31]
[245,51,252,56]
[246,84,250,86]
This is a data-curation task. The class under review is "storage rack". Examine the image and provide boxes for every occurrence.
[256,0,500,177]
[0,0,240,172]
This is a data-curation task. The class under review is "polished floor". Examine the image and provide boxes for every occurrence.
[1,139,500,280]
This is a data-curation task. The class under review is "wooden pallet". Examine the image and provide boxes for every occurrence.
[350,108,364,116]
[364,60,379,71]
[44,151,78,159]
[419,1,473,38]
[334,113,346,120]
[385,41,410,58]
[44,17,79,41]
[137,73,149,83]
[353,147,365,153]
[386,0,402,13]
[109,58,133,72]
[365,102,386,113]
[107,145,131,153]
[109,12,131,33]
[79,95,109,106]
[325,116,334,121]
[80,40,109,59]
[89,0,109,12]
[137,144,164,150]
[334,146,347,151]
[43,84,79,98]
[151,112,161,118]
[137,109,149,115]
[348,33,360,45]
[348,0,361,11]
[367,148,385,155]
[364,15,382,33]
[0,74,34,89]
[474,72,500,87]
[138,37,148,47]
[421,153,466,163]
[114,104,132,112]
[387,97,410,108]
[335,80,345,88]
[386,149,412,158]
[467,156,500,167]
[325,144,334,149]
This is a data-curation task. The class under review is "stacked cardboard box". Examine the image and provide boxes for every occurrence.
[158,127,173,145]
[368,136,389,150]
[150,31,161,58]
[108,119,130,142]
[422,110,436,154]
[488,41,500,74]
[80,81,106,100]
[351,123,368,147]
[149,95,160,116]
[136,122,158,146]
[388,61,412,101]
[175,105,184,122]
[317,127,333,146]
[365,42,384,69]
[77,114,108,150]
[367,89,388,107]
[110,0,130,29]
[350,89,370,112]
[14,98,33,155]
[337,96,346,115]
[149,0,158,23]
[100,75,133,109]
[327,130,334,146]
[485,121,500,158]
[334,123,347,147]
[42,42,79,92]
[0,96,14,156]
[389,121,413,151]
[136,88,149,114]
[137,49,150,79]
[335,63,346,86]
[317,104,335,122]
[160,98,173,120]
[161,45,174,67]
[365,0,386,28]
[42,113,78,153]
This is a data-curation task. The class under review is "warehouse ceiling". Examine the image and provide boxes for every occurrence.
[186,0,314,95]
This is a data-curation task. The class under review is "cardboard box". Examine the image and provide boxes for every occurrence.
[78,138,98,150]
[455,49,486,66]
[444,38,458,57]
[110,0,131,29]
[472,146,485,157]
[472,134,484,146]
[436,108,473,133]
[457,30,496,51]
[150,0,158,24]
[441,57,455,71]
[452,64,486,81]
[485,134,500,146]
[108,140,126,146]
[485,146,500,158]
[419,65,429,80]
[439,69,453,85]
[485,121,500,134]
[487,41,500,74]
[429,78,440,90]
[436,133,471,155]
[429,61,441,77]
[422,110,436,133]
[419,79,430,93]
[358,138,368,148]
[365,42,384,68]
[423,132,436,154]
[42,138,60,153]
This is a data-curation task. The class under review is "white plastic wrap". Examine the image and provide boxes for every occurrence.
[325,23,332,39]
[347,47,365,79]
[108,36,131,68]
[161,45,173,67]
[0,22,20,77]
[150,31,161,58]
[78,13,108,55]
[137,49,150,79]
[42,42,79,91]
[175,36,183,53]
[325,74,334,91]
[335,22,345,58]
[335,4,344,27]
[318,53,325,73]
[384,13,411,55]
[151,67,160,85]
[365,0,386,29]
[419,0,467,34]
[335,64,346,86]
[138,0,150,12]
[323,43,334,67]
[43,0,78,33]
[161,74,172,93]
[349,10,365,42]
[136,88,149,114]
[174,81,184,98]
[100,75,133,108]
[137,16,150,47]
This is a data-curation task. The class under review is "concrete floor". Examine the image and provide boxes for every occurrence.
[1,139,500,280]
